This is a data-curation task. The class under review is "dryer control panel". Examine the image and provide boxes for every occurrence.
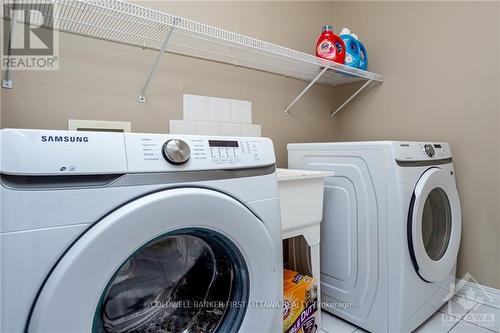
[392,142,452,162]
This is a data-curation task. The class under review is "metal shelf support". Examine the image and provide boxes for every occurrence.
[330,79,373,118]
[138,18,179,103]
[284,66,330,116]
[2,6,15,90]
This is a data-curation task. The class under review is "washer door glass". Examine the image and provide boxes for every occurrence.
[421,188,452,261]
[94,229,248,333]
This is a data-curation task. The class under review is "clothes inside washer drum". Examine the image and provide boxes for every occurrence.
[99,235,233,333]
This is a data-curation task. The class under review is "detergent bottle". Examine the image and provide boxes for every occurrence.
[352,33,368,70]
[315,25,346,64]
[340,28,360,68]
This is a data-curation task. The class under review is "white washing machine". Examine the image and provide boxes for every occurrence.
[0,129,282,333]
[288,141,462,333]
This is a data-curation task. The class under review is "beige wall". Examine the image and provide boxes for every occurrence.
[0,1,340,167]
[333,1,500,289]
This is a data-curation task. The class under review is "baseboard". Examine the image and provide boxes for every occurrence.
[455,277,500,310]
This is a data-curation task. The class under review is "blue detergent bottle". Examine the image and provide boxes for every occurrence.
[352,33,368,70]
[340,28,360,68]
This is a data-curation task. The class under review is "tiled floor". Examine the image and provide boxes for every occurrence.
[320,295,499,333]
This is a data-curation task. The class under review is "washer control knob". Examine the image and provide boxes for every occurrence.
[424,144,435,158]
[162,139,191,164]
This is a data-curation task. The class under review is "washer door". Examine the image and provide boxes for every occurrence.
[408,168,462,282]
[28,188,279,333]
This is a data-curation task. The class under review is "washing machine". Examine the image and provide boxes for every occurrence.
[0,129,282,333]
[288,141,462,333]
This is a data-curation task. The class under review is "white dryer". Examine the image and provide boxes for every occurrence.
[288,141,462,333]
[0,129,282,333]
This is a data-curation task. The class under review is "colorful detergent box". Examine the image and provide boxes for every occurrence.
[283,269,319,333]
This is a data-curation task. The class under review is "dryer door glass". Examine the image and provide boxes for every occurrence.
[409,168,462,283]
[421,188,452,261]
[94,229,248,333]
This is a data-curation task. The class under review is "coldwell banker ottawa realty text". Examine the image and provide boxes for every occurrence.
[2,1,59,73]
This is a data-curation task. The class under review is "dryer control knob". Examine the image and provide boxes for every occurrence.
[424,144,435,157]
[162,139,191,164]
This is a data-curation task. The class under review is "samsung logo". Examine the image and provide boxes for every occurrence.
[41,135,89,143]
[400,144,410,147]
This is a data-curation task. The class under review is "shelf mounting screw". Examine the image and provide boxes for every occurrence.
[2,80,12,89]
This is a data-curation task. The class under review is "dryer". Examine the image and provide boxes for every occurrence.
[0,129,282,333]
[288,141,461,333]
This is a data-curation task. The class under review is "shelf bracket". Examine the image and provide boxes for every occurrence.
[138,18,179,103]
[330,79,373,118]
[2,6,15,90]
[284,65,330,116]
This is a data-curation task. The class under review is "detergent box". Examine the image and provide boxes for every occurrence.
[283,269,319,333]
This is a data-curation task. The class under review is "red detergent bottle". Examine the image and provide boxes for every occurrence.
[315,25,346,64]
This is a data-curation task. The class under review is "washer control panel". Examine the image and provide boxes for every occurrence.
[0,130,275,175]
[125,134,274,172]
[208,139,261,164]
[393,142,451,161]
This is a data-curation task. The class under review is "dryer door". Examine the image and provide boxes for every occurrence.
[28,188,280,333]
[408,168,462,283]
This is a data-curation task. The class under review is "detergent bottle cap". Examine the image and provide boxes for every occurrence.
[351,33,359,40]
[322,25,333,32]
[340,27,351,35]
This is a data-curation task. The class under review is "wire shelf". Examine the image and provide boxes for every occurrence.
[3,0,383,86]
